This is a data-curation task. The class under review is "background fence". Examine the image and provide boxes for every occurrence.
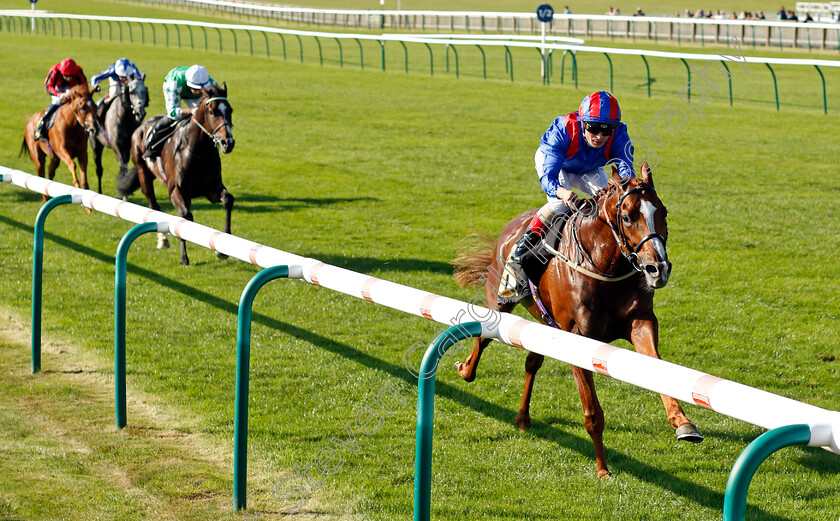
[115,0,840,51]
[2,10,838,114]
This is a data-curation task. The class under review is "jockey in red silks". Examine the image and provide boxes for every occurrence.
[34,58,87,140]
[499,91,636,299]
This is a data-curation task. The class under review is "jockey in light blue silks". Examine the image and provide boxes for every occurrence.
[498,91,636,299]
[90,57,143,101]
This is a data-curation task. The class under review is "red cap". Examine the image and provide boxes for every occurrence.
[57,58,81,76]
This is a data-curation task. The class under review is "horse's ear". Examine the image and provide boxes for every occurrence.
[605,163,623,186]
[640,161,654,187]
[141,72,146,81]
[221,82,227,95]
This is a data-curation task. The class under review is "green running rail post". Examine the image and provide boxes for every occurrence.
[114,221,164,429]
[31,194,77,373]
[414,321,483,521]
[233,265,290,512]
[722,424,811,521]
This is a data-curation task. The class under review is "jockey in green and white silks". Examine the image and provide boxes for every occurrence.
[162,65,216,119]
[143,64,216,158]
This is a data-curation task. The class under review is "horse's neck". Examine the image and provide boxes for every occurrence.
[56,101,81,131]
[182,109,213,147]
[566,194,626,274]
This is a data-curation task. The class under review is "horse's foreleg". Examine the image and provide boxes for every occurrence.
[216,187,234,259]
[515,351,544,431]
[629,317,703,443]
[74,150,93,214]
[571,364,610,478]
[170,186,193,266]
[92,140,104,194]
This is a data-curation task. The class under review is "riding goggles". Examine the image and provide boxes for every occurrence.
[584,122,618,136]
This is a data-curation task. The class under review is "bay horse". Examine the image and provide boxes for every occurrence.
[21,83,101,199]
[452,163,702,478]
[89,77,149,196]
[129,83,234,266]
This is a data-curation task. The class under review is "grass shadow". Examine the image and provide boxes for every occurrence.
[307,253,453,276]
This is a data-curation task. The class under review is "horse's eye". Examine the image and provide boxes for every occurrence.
[622,214,631,225]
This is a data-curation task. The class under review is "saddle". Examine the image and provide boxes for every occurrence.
[34,106,61,141]
[143,116,186,159]
[497,215,568,306]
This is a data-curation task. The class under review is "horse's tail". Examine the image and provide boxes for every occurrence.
[117,165,140,198]
[19,137,27,158]
[451,233,497,288]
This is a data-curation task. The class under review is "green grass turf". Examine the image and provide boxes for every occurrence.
[0,4,839,521]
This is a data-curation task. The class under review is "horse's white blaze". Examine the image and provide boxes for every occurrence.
[640,200,667,261]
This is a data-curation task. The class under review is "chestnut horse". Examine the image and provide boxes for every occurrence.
[129,83,234,265]
[21,84,100,199]
[452,164,701,478]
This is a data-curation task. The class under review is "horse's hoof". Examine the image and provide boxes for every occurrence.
[597,470,613,479]
[454,362,475,382]
[676,423,704,443]
[515,412,531,432]
[156,234,170,250]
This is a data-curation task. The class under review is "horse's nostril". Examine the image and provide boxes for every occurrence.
[645,264,659,275]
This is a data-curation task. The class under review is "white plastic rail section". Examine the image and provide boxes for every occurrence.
[2,166,840,455]
[158,0,840,32]
[4,11,840,69]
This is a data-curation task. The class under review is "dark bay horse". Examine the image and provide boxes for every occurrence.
[452,164,701,478]
[21,84,100,199]
[89,77,149,196]
[129,83,234,265]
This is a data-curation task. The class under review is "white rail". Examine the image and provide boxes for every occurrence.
[121,0,840,49]
[3,166,839,455]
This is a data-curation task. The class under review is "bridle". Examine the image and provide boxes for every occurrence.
[190,96,233,146]
[68,94,98,135]
[121,81,147,120]
[605,183,667,273]
[541,181,667,281]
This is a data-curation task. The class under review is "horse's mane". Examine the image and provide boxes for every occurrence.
[201,83,225,100]
[66,83,91,100]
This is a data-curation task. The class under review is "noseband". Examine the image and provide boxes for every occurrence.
[608,184,667,272]
[70,96,97,135]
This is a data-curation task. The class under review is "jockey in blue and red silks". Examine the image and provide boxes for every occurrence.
[499,90,636,299]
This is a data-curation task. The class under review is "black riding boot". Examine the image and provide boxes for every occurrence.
[511,229,542,265]
[34,103,59,141]
[498,229,542,300]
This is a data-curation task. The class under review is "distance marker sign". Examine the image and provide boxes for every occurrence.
[536,4,553,22]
